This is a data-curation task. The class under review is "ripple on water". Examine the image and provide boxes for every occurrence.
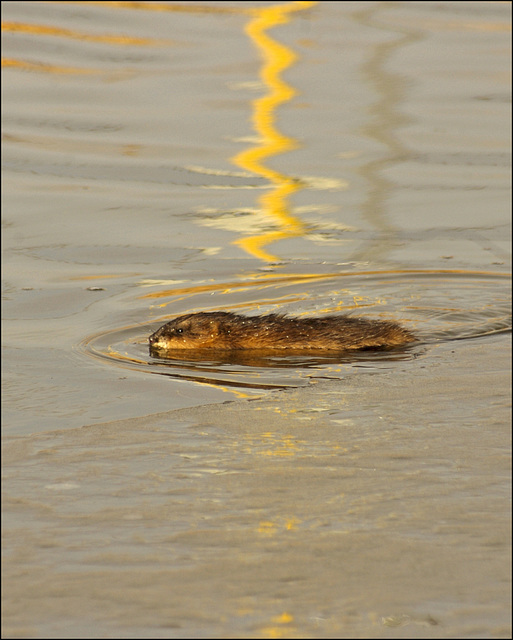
[79,270,511,390]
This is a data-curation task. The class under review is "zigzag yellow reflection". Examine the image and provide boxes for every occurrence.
[232,1,317,262]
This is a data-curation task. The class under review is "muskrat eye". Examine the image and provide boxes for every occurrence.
[175,327,184,334]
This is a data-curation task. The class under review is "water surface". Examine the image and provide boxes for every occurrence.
[2,1,511,638]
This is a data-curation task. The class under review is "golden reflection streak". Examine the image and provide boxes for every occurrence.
[260,611,296,639]
[258,519,300,535]
[73,274,138,280]
[140,268,510,300]
[1,21,168,46]
[58,1,248,15]
[245,431,304,458]
[1,58,101,74]
[231,1,317,262]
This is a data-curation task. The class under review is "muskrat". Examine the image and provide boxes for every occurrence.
[149,311,416,353]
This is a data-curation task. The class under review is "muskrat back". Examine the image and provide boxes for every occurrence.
[149,311,416,352]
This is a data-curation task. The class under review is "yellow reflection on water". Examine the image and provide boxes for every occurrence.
[259,610,297,638]
[1,57,102,75]
[258,518,300,536]
[232,2,317,262]
[1,13,168,75]
[60,1,248,15]
[139,268,507,303]
[1,21,168,46]
[244,431,305,458]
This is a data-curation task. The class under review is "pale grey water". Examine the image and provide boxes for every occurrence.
[2,1,511,638]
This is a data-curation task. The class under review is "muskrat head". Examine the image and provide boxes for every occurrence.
[149,312,230,352]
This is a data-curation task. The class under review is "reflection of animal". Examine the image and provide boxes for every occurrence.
[149,311,416,352]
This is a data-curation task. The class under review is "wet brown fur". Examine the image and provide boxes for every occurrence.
[149,311,416,352]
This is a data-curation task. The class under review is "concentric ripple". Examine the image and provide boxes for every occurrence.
[79,270,511,390]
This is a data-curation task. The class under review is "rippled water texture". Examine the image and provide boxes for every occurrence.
[2,1,511,638]
[82,270,511,390]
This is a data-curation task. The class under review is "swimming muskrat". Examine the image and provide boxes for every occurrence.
[149,311,416,353]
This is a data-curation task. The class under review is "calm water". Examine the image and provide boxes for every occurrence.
[2,1,511,638]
